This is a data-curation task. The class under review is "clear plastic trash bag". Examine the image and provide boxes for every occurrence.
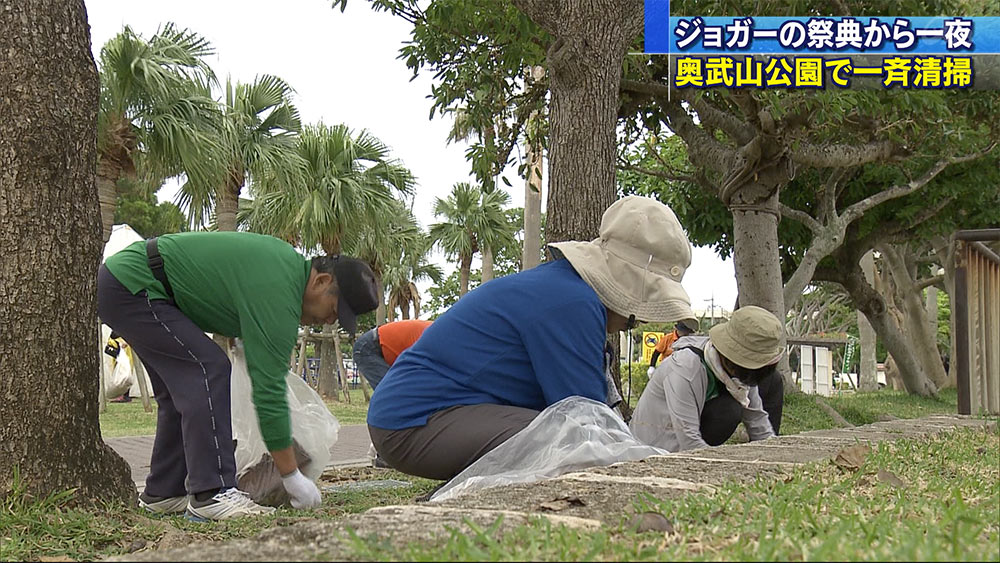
[230,343,339,505]
[430,396,667,502]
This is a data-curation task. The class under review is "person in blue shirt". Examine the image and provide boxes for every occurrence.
[367,196,698,480]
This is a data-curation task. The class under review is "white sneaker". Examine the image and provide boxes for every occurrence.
[138,492,188,514]
[186,488,276,521]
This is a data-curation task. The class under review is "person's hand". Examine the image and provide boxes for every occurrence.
[281,469,322,509]
[647,366,655,377]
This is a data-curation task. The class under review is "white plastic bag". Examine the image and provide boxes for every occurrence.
[430,396,667,502]
[230,344,339,505]
[106,347,133,398]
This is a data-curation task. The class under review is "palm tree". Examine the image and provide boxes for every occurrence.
[245,123,414,254]
[430,182,482,296]
[97,23,220,242]
[344,198,424,324]
[385,234,443,321]
[430,182,517,295]
[179,74,303,231]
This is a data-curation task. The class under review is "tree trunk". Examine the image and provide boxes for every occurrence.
[730,190,792,388]
[881,244,950,390]
[410,282,422,319]
[840,263,937,397]
[215,170,242,232]
[522,107,544,270]
[933,236,959,387]
[459,254,472,296]
[96,158,122,244]
[317,324,341,400]
[858,251,879,391]
[482,246,495,283]
[512,0,641,243]
[375,273,386,325]
[0,0,134,504]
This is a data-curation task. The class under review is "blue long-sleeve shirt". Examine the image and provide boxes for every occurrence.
[367,259,608,430]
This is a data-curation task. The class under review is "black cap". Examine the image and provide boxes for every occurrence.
[332,256,379,335]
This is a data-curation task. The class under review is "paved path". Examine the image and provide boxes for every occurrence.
[105,424,372,489]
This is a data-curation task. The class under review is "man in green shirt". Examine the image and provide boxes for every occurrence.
[98,232,378,520]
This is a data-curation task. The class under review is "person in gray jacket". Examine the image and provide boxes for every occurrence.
[629,306,782,451]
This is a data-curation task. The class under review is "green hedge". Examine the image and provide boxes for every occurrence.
[619,362,652,403]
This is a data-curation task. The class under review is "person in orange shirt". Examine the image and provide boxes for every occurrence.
[353,319,432,389]
[648,320,697,373]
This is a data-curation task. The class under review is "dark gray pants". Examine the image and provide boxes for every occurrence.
[97,265,236,497]
[369,403,540,480]
[352,327,390,389]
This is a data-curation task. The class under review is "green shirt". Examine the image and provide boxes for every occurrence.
[105,231,310,451]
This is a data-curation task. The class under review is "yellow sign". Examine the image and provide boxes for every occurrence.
[642,332,664,364]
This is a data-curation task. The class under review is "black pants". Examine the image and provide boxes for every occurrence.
[700,371,785,446]
[97,265,236,497]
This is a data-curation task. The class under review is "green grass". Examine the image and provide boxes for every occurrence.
[99,387,372,438]
[344,425,1000,561]
[323,388,372,426]
[0,466,437,562]
[99,400,159,437]
[780,388,959,435]
[63,387,990,561]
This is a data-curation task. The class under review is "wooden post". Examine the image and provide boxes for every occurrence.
[333,327,350,403]
[295,336,307,381]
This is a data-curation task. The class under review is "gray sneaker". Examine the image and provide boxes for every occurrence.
[138,492,188,515]
[186,488,275,521]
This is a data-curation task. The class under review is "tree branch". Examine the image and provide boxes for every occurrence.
[790,140,895,168]
[778,203,821,233]
[686,94,754,146]
[914,274,945,292]
[617,160,699,184]
[659,99,736,179]
[842,143,997,222]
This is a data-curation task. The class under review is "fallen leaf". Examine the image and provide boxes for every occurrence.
[833,444,871,472]
[629,511,674,533]
[538,495,585,512]
[126,539,147,553]
[876,469,907,488]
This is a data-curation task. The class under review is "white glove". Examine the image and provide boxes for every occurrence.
[281,469,322,509]
[647,366,655,377]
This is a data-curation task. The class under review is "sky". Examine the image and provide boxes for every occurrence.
[85,0,739,319]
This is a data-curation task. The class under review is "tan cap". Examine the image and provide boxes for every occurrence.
[709,306,783,369]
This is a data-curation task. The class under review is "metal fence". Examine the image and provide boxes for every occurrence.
[954,229,1000,415]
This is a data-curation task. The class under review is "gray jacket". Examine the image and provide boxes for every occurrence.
[629,336,774,451]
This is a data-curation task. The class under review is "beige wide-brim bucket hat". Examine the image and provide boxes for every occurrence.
[549,196,696,324]
[709,305,783,369]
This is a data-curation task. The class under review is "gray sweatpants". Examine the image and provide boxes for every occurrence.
[97,265,237,497]
[369,403,539,480]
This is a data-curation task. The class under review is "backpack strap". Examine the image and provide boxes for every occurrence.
[674,346,721,402]
[146,238,176,305]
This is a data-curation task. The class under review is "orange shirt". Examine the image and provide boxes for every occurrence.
[377,320,432,365]
[654,329,681,357]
